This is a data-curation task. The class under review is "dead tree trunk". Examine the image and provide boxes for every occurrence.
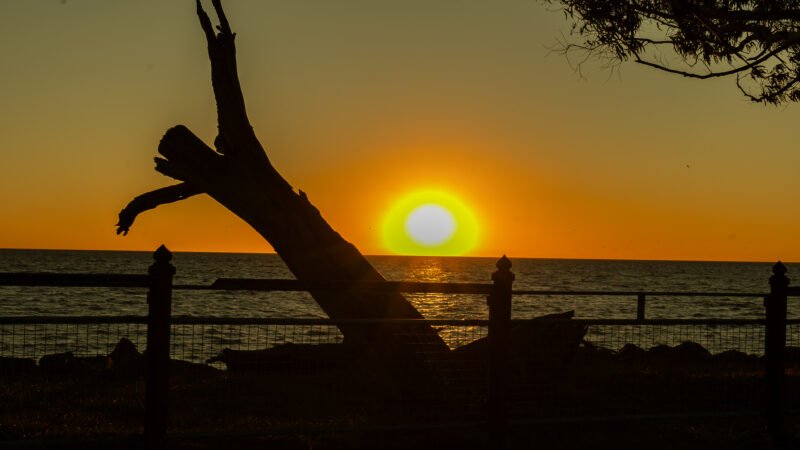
[118,0,447,354]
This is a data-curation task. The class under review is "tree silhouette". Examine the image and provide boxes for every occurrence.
[548,0,800,104]
[117,0,447,353]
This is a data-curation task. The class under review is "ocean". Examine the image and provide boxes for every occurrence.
[0,249,791,320]
[0,249,796,360]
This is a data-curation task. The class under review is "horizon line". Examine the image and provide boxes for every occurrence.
[0,246,792,265]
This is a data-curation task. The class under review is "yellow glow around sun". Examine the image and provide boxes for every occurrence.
[382,190,479,256]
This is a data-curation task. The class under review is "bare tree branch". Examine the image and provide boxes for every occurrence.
[547,0,800,104]
[116,183,203,236]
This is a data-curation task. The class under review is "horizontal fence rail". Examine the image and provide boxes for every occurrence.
[0,315,148,324]
[2,273,773,326]
[0,272,151,287]
[0,316,782,326]
[0,272,769,298]
[209,279,495,294]
[198,278,770,298]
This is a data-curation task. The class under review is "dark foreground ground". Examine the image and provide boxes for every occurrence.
[170,419,800,450]
[4,337,800,449]
[3,419,800,450]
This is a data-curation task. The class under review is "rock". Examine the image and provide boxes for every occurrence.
[580,340,616,357]
[713,349,749,362]
[105,338,145,378]
[647,341,710,361]
[454,310,587,364]
[673,341,711,360]
[170,359,220,376]
[647,344,674,358]
[108,337,141,368]
[572,341,616,368]
[74,355,108,373]
[0,357,36,377]
[785,346,800,362]
[712,349,760,369]
[207,343,354,371]
[39,351,75,374]
[616,343,645,362]
[37,352,107,376]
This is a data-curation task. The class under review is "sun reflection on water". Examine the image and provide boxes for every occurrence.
[386,256,490,349]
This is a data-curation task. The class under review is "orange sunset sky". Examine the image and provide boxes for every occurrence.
[1,0,799,262]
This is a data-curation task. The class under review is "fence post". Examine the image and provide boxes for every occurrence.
[144,245,175,449]
[765,261,788,447]
[487,255,514,449]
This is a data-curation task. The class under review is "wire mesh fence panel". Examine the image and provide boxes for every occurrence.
[0,321,148,373]
[4,315,799,439]
[787,322,800,415]
[584,323,766,355]
[168,321,355,434]
[0,320,148,440]
[161,318,780,434]
[163,321,491,434]
[546,323,769,418]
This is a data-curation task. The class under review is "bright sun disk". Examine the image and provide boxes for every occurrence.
[382,190,478,256]
[404,204,456,246]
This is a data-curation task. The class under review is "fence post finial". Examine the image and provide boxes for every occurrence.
[153,244,173,264]
[771,261,789,287]
[490,255,515,299]
[496,254,512,272]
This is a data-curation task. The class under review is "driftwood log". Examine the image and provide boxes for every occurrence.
[207,312,588,379]
[117,1,445,354]
[455,311,587,377]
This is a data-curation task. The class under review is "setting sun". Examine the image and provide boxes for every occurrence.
[382,190,479,256]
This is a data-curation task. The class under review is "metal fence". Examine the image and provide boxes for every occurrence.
[0,246,797,448]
